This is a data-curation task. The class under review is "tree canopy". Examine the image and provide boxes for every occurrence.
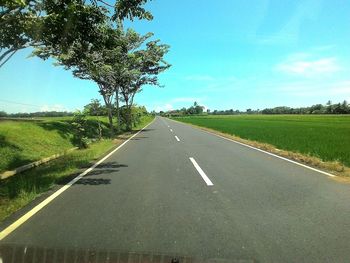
[0,0,155,67]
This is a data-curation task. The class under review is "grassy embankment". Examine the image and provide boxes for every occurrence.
[0,115,154,222]
[174,115,350,176]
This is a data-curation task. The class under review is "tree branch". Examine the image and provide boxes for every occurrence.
[0,49,18,68]
[130,91,136,107]
[96,0,114,8]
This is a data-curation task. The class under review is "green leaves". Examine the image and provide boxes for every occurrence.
[0,0,154,67]
[0,0,26,9]
[72,111,89,149]
[34,1,110,60]
[113,0,153,21]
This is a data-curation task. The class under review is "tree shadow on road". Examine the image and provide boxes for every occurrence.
[56,161,128,187]
[85,162,128,177]
[96,162,128,169]
[72,161,129,185]
[140,128,155,132]
[130,136,149,141]
[74,178,111,185]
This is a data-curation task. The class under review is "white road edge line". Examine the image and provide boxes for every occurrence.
[0,118,156,241]
[175,135,180,142]
[168,118,335,178]
[189,157,214,186]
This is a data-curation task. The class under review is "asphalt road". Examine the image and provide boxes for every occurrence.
[1,116,350,262]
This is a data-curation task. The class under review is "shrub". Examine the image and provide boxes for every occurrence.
[71,111,89,149]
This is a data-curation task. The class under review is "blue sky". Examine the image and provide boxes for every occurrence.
[1,0,350,113]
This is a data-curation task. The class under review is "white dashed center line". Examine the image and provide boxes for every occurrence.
[189,157,214,186]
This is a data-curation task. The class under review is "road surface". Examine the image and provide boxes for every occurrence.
[1,116,350,262]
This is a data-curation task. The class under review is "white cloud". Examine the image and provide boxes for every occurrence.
[151,97,206,112]
[274,80,350,98]
[276,56,340,76]
[154,103,173,112]
[328,81,350,96]
[40,104,69,112]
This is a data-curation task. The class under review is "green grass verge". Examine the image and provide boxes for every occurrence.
[134,115,154,130]
[0,114,154,173]
[0,117,112,173]
[0,121,74,173]
[174,115,350,167]
[0,115,154,222]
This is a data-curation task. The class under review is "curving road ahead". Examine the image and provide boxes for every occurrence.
[1,116,350,262]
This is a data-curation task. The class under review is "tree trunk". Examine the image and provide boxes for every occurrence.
[123,96,132,132]
[101,88,114,137]
[115,88,121,133]
[97,119,102,139]
[125,101,132,132]
[129,93,136,130]
[107,106,114,136]
[0,49,17,68]
[126,93,137,132]
[127,108,132,131]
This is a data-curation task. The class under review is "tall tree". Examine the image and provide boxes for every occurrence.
[118,37,170,130]
[66,48,119,135]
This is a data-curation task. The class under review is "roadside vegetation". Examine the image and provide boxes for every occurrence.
[0,115,154,222]
[174,115,350,175]
[0,105,150,173]
[0,120,77,173]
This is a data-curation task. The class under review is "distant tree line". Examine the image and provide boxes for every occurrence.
[0,110,73,118]
[260,101,350,115]
[161,102,205,116]
[163,100,350,116]
[1,98,148,115]
[211,109,241,115]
